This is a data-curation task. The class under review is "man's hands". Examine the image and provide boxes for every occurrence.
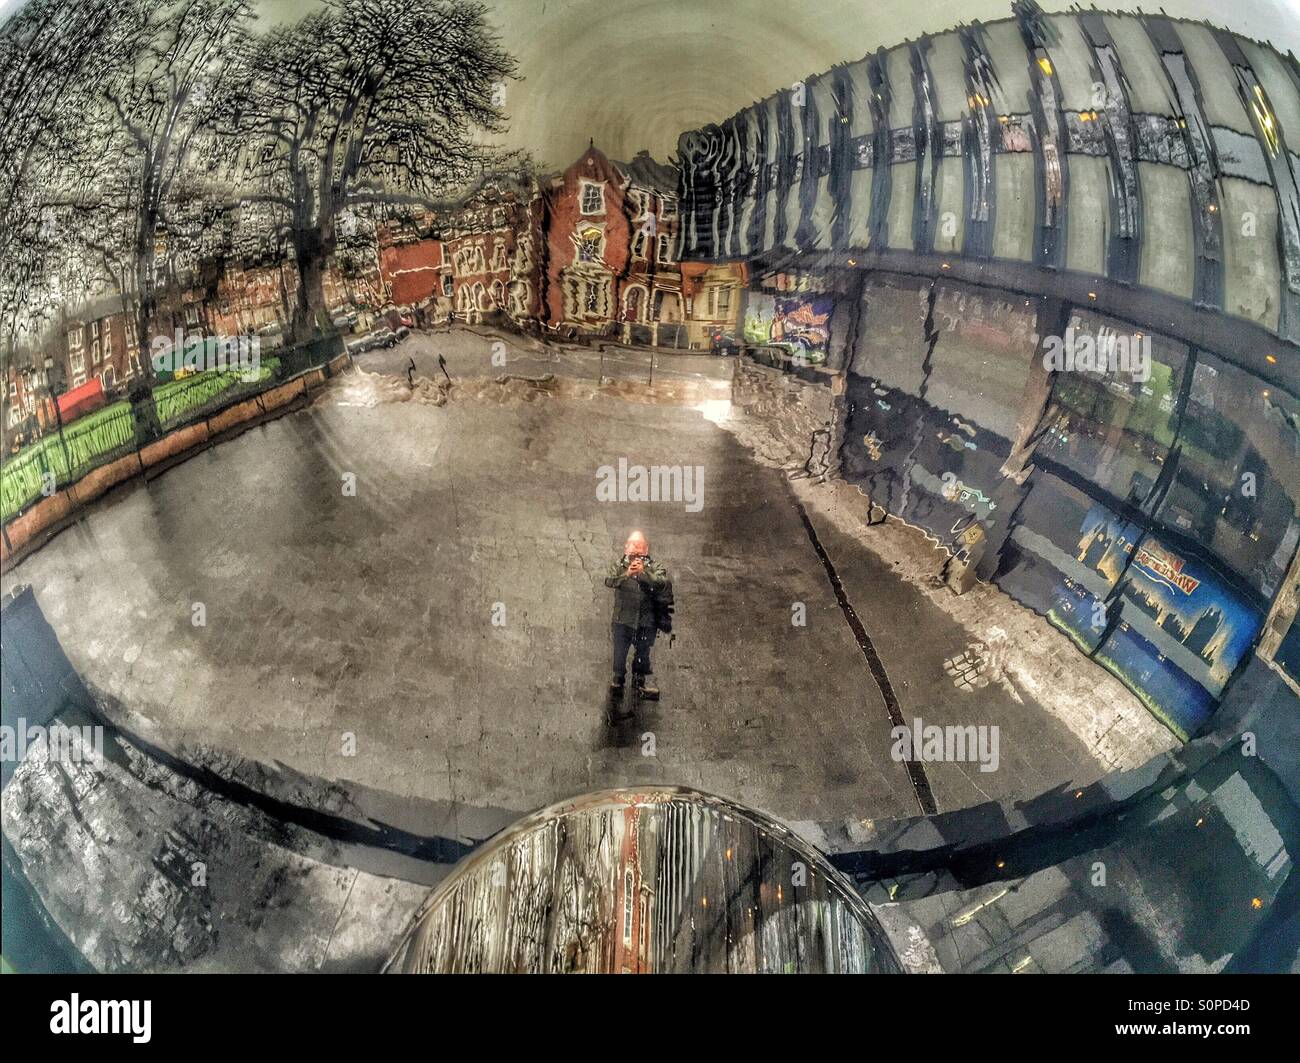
[627,558,646,578]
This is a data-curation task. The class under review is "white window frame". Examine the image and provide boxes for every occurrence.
[661,195,678,219]
[656,233,673,264]
[579,180,605,216]
[575,225,605,264]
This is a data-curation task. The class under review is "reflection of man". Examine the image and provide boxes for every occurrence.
[604,530,673,699]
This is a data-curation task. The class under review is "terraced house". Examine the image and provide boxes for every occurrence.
[63,296,139,394]
[441,172,546,325]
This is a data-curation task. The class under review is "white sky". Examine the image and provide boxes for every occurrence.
[6,0,1300,168]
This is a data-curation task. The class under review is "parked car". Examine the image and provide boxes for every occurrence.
[345,325,410,354]
[256,322,284,352]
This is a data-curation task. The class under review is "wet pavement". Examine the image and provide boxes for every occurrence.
[0,328,1171,828]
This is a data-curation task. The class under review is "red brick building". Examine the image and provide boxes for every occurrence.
[3,359,58,453]
[212,263,290,335]
[543,145,636,336]
[539,144,742,348]
[379,238,445,307]
[64,295,139,394]
[440,172,545,326]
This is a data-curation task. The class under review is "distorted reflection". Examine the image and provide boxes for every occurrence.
[389,788,901,973]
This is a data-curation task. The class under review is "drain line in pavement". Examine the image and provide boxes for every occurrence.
[791,494,939,816]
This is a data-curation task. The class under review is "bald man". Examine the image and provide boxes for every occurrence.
[604,529,674,699]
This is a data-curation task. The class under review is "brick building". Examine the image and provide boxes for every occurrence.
[543,145,642,338]
[3,359,58,453]
[540,144,746,348]
[64,295,139,394]
[440,172,545,326]
[379,238,445,307]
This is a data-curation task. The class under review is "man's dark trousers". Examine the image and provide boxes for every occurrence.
[612,622,656,683]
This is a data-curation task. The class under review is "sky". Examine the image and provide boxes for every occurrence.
[6,0,1300,169]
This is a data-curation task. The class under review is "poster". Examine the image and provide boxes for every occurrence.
[1097,534,1264,738]
[742,292,831,361]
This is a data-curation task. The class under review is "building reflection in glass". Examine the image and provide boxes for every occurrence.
[388,787,902,974]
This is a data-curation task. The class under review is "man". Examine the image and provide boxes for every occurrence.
[604,529,673,699]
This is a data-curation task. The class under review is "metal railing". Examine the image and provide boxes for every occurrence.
[1,334,344,525]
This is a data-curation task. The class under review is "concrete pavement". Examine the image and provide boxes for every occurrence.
[0,329,1171,830]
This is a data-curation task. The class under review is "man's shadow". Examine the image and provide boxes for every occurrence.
[601,687,639,748]
[599,688,660,749]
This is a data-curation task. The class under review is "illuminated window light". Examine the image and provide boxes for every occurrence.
[1038,57,1053,76]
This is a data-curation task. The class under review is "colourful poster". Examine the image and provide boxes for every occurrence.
[743,293,831,360]
[1096,535,1264,739]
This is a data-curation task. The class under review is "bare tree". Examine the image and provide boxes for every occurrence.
[236,0,516,342]
[86,0,251,436]
[0,0,124,362]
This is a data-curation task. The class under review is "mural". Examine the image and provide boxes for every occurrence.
[742,293,832,361]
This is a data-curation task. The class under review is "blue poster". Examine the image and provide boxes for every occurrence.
[1096,534,1264,739]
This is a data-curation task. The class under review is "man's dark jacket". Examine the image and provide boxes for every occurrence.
[605,557,674,632]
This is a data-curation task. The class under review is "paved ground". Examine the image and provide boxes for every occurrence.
[358,324,732,388]
[0,328,1171,828]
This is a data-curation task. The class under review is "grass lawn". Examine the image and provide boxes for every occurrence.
[2,360,280,523]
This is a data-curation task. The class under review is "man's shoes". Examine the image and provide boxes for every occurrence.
[633,674,659,700]
[610,676,626,693]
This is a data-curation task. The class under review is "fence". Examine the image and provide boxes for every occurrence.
[0,403,136,522]
[1,336,342,525]
[155,358,280,432]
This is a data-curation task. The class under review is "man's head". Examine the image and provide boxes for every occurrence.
[624,529,649,558]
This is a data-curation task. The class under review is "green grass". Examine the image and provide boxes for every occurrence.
[155,359,277,426]
[1,359,280,523]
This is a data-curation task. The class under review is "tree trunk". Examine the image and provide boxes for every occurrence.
[291,228,330,345]
[129,221,161,446]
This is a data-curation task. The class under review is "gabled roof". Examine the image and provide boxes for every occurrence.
[615,150,679,196]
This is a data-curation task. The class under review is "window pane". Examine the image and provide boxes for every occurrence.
[1158,353,1300,598]
[1033,309,1187,508]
